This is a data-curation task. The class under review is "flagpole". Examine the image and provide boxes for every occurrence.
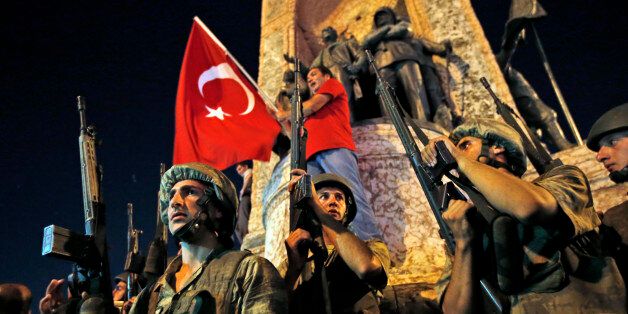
[193,16,278,112]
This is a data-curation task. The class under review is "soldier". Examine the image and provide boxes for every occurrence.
[284,172,390,313]
[423,118,625,312]
[587,103,628,280]
[129,162,287,313]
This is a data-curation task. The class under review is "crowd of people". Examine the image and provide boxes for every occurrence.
[3,6,626,314]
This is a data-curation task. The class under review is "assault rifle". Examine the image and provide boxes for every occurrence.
[480,77,562,175]
[41,96,115,313]
[288,56,332,314]
[143,163,168,284]
[124,203,144,299]
[366,50,512,313]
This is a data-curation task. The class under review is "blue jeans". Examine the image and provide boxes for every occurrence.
[307,148,383,241]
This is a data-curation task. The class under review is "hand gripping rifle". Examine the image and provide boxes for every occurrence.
[365,51,513,313]
[289,56,332,314]
[480,77,562,175]
[124,203,144,299]
[41,96,116,312]
[143,163,168,284]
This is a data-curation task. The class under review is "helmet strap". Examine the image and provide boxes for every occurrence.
[173,210,204,242]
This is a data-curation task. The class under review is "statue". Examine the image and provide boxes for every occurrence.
[310,27,368,122]
[362,7,457,130]
[495,0,574,151]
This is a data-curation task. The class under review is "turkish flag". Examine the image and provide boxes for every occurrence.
[173,17,280,169]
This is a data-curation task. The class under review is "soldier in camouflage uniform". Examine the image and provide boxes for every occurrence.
[587,103,628,282]
[422,118,625,313]
[129,163,287,313]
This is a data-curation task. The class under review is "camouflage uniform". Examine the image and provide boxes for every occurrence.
[288,239,390,313]
[436,165,626,312]
[130,248,287,313]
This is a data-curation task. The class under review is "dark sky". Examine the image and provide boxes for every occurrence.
[0,0,625,311]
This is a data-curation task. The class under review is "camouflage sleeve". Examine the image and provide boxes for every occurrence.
[235,255,289,313]
[533,165,601,237]
[366,239,392,290]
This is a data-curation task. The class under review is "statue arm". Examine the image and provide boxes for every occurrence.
[362,25,392,49]
[418,37,452,57]
[385,21,411,40]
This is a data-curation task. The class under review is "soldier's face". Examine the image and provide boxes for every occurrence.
[596,131,628,175]
[307,68,330,94]
[457,136,510,172]
[112,281,127,301]
[167,180,206,234]
[317,187,347,222]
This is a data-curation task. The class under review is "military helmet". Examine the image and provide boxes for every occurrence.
[450,118,528,176]
[312,173,357,226]
[158,162,238,232]
[586,103,628,151]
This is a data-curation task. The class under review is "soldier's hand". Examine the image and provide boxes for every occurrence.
[443,200,475,245]
[285,228,312,269]
[421,136,460,167]
[121,296,136,314]
[39,279,66,314]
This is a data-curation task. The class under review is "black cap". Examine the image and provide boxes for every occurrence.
[587,103,628,151]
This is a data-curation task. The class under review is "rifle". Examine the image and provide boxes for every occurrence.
[480,77,562,175]
[124,203,144,299]
[365,51,512,313]
[41,96,115,312]
[143,163,169,284]
[288,55,332,313]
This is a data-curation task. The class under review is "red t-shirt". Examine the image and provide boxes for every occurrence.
[304,78,356,159]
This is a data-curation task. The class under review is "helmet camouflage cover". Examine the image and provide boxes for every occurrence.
[450,118,528,176]
[158,162,238,228]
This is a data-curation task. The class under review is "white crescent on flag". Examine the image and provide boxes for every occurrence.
[197,62,255,116]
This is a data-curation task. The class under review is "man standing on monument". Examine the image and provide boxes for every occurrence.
[276,65,383,242]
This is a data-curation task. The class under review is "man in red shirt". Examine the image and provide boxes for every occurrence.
[277,66,382,241]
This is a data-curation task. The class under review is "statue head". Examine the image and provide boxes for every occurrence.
[321,26,338,44]
[282,69,294,84]
[374,7,397,28]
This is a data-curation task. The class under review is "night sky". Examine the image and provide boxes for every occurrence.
[1,1,625,311]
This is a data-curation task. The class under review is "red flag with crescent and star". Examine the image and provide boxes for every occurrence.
[173,17,280,169]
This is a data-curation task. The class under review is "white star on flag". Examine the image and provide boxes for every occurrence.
[205,106,231,120]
